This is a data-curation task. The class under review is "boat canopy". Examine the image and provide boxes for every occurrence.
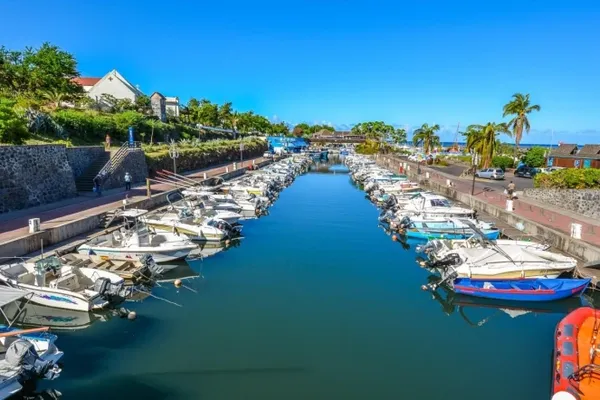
[462,247,570,266]
[0,286,34,327]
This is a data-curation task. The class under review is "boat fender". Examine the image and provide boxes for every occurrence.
[551,392,577,400]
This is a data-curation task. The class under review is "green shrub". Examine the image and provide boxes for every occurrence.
[145,138,267,175]
[52,109,117,142]
[0,98,29,144]
[492,155,515,170]
[523,146,546,168]
[534,168,600,189]
[356,140,381,155]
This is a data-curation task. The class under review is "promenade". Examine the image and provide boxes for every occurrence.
[386,155,600,248]
[0,157,266,244]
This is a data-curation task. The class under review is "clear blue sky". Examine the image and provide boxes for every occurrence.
[2,0,599,143]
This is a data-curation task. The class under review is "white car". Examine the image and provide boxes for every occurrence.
[475,168,505,180]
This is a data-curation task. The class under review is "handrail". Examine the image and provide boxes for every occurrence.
[96,141,141,181]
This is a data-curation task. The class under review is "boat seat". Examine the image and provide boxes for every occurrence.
[17,271,35,285]
[50,272,80,291]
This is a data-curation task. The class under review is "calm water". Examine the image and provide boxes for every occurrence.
[36,163,581,399]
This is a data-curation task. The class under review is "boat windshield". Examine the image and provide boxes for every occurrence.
[35,256,61,272]
[430,199,451,207]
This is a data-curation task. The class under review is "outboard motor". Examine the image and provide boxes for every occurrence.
[94,276,126,299]
[139,253,165,277]
[399,216,412,229]
[6,339,60,381]
[93,277,111,296]
[432,253,462,269]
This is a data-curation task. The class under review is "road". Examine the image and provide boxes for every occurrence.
[428,164,535,191]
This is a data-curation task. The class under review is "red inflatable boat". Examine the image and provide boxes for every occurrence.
[552,307,600,400]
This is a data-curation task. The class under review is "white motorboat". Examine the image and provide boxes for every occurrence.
[78,209,197,263]
[0,287,63,399]
[0,256,125,311]
[425,244,576,279]
[142,208,238,242]
[394,193,475,219]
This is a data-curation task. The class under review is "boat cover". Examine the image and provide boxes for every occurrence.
[461,246,566,265]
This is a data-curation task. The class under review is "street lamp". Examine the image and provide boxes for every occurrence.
[169,140,180,175]
[471,152,479,195]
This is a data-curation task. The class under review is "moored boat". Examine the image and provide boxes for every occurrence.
[452,278,590,302]
[552,307,600,400]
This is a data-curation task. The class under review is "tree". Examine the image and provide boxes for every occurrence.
[412,123,441,154]
[218,102,233,128]
[351,121,394,141]
[390,128,407,145]
[502,93,540,152]
[270,122,290,136]
[0,98,29,144]
[0,43,83,101]
[40,89,66,110]
[135,95,152,115]
[466,122,510,168]
[523,146,546,167]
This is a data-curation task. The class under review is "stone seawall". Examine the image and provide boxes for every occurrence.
[65,146,105,179]
[0,145,77,213]
[523,188,600,219]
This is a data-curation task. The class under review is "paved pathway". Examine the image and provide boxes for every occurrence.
[0,157,265,243]
[387,156,600,247]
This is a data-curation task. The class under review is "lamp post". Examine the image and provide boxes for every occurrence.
[169,140,180,175]
[471,152,479,195]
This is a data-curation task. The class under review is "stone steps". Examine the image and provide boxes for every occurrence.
[75,152,110,192]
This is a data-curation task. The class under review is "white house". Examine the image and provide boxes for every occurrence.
[74,70,180,116]
[165,97,180,117]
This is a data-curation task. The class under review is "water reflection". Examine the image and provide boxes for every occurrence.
[426,274,586,326]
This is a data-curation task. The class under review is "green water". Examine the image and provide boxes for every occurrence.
[39,165,581,399]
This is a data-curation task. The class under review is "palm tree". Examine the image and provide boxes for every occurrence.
[40,89,66,110]
[502,93,540,152]
[412,123,441,154]
[467,122,510,168]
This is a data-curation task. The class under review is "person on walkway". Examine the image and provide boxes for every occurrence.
[105,133,111,149]
[93,175,102,197]
[124,172,132,191]
[506,180,516,199]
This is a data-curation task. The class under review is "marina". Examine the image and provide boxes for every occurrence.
[0,154,594,399]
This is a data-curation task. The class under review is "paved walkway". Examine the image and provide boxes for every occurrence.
[0,157,265,243]
[386,156,600,247]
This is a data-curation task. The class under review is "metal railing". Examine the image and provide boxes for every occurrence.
[96,141,141,181]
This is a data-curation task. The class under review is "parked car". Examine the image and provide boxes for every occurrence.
[514,166,538,178]
[475,168,505,180]
[263,152,274,159]
[546,166,565,173]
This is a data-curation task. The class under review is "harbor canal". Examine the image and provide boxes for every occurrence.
[39,160,575,399]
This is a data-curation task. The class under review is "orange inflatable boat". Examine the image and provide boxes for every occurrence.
[552,307,600,400]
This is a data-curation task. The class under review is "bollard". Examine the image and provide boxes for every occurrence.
[146,178,151,198]
[425,172,430,179]
[253,159,256,165]
[571,223,582,239]
[28,218,40,233]
[203,172,207,179]
[506,199,513,212]
[446,179,451,186]
[407,165,410,171]
[225,166,229,173]
[233,162,237,170]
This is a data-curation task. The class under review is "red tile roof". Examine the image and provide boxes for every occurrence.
[73,77,101,86]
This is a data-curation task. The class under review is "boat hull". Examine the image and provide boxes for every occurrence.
[453,278,590,302]
[552,307,600,399]
[78,247,192,263]
[405,229,500,241]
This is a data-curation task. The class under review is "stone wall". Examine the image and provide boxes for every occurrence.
[0,145,77,213]
[65,146,105,178]
[523,188,600,219]
[101,149,149,190]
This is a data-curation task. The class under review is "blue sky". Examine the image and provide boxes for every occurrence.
[2,0,600,143]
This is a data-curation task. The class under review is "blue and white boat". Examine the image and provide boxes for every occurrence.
[396,216,500,240]
[0,287,63,399]
[452,278,591,302]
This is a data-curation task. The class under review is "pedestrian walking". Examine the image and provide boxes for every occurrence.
[124,172,132,191]
[506,180,516,199]
[105,133,111,149]
[93,175,102,197]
